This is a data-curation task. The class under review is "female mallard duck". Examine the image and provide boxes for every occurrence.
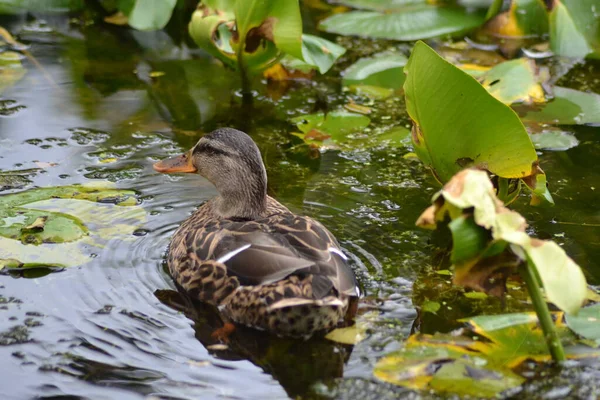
[154,128,359,337]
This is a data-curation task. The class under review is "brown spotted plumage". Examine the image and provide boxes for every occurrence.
[154,128,359,337]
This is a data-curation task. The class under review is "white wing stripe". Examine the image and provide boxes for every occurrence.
[217,244,251,263]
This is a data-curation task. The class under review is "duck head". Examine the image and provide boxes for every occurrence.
[153,128,268,219]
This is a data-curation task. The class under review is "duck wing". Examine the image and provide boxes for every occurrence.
[188,215,358,300]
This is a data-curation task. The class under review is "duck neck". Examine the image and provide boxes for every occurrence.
[214,173,267,220]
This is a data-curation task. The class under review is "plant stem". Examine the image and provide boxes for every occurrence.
[236,33,252,99]
[519,261,566,363]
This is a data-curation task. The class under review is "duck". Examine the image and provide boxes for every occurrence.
[153,128,359,337]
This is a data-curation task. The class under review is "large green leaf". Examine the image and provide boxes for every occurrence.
[404,41,542,186]
[550,0,600,59]
[521,86,600,125]
[342,51,408,89]
[319,5,486,41]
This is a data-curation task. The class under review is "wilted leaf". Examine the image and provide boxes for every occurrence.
[342,51,408,89]
[320,4,487,41]
[417,169,586,314]
[404,42,550,203]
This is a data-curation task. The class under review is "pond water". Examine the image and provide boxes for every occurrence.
[1,8,600,400]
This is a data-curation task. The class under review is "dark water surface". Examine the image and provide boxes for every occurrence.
[1,10,599,400]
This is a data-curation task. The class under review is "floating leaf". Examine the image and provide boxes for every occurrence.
[405,41,550,203]
[479,58,545,105]
[290,110,370,148]
[0,184,144,269]
[342,51,408,89]
[528,128,579,151]
[521,86,600,125]
[0,0,84,13]
[320,4,487,41]
[375,312,596,396]
[565,304,600,343]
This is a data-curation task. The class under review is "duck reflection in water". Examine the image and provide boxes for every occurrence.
[155,288,356,399]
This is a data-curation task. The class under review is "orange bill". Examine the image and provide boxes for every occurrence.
[153,151,197,173]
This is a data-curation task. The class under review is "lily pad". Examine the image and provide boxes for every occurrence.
[342,51,408,89]
[565,304,600,344]
[521,86,600,125]
[528,128,579,151]
[320,4,487,41]
[290,110,371,148]
[0,184,144,269]
[375,312,596,397]
[479,58,545,105]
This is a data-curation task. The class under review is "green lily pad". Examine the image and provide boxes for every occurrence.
[565,304,600,343]
[0,183,144,269]
[290,110,371,148]
[479,58,545,105]
[320,4,486,41]
[342,51,408,89]
[0,0,84,13]
[528,128,579,151]
[521,86,600,125]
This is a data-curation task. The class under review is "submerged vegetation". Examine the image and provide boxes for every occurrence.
[1,0,600,398]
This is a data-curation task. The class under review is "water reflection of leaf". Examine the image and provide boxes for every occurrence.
[0,51,26,94]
